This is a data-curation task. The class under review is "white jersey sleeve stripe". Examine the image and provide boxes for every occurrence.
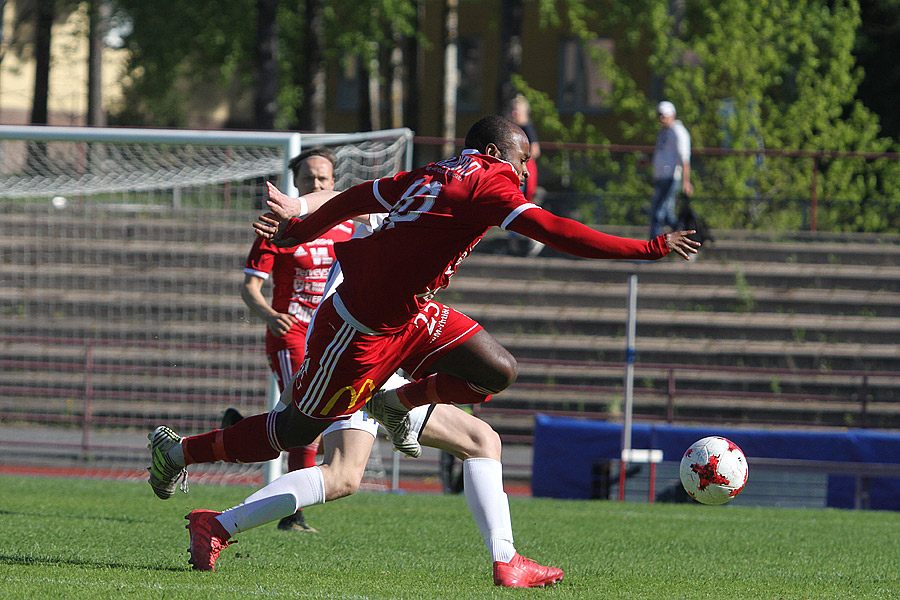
[500,203,540,230]
[372,179,394,211]
[243,267,270,280]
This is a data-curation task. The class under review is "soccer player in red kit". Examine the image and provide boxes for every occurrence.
[238,147,353,533]
[149,115,699,586]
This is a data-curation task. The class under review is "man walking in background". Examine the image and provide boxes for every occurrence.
[650,100,693,238]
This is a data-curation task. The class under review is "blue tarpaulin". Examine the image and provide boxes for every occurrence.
[531,414,900,510]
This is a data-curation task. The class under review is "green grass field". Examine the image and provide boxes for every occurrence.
[2,475,899,600]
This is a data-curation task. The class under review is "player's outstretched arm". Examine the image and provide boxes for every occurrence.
[507,207,700,260]
[265,182,341,219]
[255,180,386,247]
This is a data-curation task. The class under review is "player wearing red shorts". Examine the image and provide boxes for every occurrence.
[149,115,699,586]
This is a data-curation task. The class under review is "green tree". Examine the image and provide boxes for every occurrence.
[520,0,900,232]
[112,0,420,130]
[855,0,900,141]
[112,0,258,126]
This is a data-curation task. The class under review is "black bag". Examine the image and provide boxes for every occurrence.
[677,194,714,244]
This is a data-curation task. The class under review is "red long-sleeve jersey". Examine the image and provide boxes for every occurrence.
[281,149,669,332]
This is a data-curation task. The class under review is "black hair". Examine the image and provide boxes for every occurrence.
[464,115,522,154]
[288,146,338,177]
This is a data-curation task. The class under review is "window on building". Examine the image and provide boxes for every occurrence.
[457,35,484,112]
[557,37,614,113]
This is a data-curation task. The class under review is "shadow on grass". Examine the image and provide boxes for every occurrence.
[0,553,187,572]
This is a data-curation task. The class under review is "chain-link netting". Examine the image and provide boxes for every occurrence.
[0,127,411,489]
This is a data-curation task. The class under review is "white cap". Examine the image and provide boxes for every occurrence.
[657,101,676,116]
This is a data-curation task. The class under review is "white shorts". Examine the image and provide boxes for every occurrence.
[322,409,380,437]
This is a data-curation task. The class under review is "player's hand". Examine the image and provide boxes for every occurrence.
[265,181,306,219]
[266,313,298,337]
[253,213,299,247]
[682,180,694,196]
[664,230,702,260]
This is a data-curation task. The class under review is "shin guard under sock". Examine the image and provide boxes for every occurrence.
[216,466,326,535]
[463,457,516,563]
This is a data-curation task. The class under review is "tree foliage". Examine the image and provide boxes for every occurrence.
[854,0,900,141]
[111,0,257,126]
[520,0,900,232]
[111,0,421,129]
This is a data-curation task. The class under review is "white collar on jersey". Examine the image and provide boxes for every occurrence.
[460,148,517,173]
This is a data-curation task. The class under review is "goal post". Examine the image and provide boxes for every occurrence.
[0,124,412,491]
[0,124,413,202]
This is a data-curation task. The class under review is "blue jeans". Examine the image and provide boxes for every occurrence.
[649,176,680,238]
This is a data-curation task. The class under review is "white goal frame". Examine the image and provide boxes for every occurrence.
[0,124,414,489]
[0,124,414,200]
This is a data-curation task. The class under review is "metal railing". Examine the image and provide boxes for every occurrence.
[413,136,900,233]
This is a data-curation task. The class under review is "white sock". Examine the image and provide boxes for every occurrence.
[463,457,516,564]
[216,466,326,535]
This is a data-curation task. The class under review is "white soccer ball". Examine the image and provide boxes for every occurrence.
[52,196,68,208]
[679,436,748,505]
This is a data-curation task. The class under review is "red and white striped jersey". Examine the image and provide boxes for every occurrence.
[244,220,355,339]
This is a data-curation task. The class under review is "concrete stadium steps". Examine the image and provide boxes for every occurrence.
[0,318,263,346]
[0,211,256,244]
[456,252,900,291]
[0,341,267,397]
[3,207,900,435]
[453,303,900,345]
[496,332,900,372]
[685,238,900,267]
[510,360,899,402]
[1,287,251,323]
[3,338,265,370]
[2,263,243,296]
[2,237,248,271]
[558,225,900,266]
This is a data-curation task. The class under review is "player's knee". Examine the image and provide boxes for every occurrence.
[458,421,502,461]
[330,475,361,499]
[321,466,363,500]
[485,353,518,393]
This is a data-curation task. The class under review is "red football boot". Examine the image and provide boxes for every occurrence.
[185,510,234,571]
[493,553,564,588]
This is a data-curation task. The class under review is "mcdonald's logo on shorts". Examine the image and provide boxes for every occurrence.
[319,378,376,417]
